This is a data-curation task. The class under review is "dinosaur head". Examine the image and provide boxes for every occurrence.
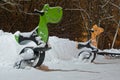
[42,4,63,23]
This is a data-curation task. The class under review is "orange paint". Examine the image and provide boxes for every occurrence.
[91,25,104,47]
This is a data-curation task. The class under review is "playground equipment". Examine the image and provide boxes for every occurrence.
[77,24,103,62]
[77,24,120,62]
[77,40,98,63]
[14,4,63,69]
[90,24,104,47]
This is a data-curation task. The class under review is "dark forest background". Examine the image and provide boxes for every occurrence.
[0,0,120,49]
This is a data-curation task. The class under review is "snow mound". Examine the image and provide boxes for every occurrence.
[0,32,81,69]
[1,31,120,80]
[0,33,18,68]
[103,48,120,53]
[45,36,80,61]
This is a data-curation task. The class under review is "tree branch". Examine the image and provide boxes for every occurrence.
[98,16,114,26]
[65,8,91,20]
[111,20,120,48]
[101,0,111,8]
[0,0,38,15]
[109,1,120,10]
[0,6,14,12]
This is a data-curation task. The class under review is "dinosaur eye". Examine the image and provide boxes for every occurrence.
[58,8,61,13]
[44,8,48,12]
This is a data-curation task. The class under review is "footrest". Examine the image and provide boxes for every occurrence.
[34,47,51,52]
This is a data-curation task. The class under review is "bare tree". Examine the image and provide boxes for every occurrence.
[0,0,36,15]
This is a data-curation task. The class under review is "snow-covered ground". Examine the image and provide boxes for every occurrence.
[0,30,120,80]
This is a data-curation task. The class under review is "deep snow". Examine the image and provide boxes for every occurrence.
[0,30,120,80]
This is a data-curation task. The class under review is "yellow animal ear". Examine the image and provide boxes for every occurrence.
[93,24,98,29]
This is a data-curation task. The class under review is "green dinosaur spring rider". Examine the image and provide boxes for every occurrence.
[14,4,63,69]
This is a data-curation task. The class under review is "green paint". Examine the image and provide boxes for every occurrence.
[15,35,19,42]
[37,4,63,42]
[15,4,63,43]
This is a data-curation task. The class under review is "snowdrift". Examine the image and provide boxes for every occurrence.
[0,30,120,80]
[0,31,81,68]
